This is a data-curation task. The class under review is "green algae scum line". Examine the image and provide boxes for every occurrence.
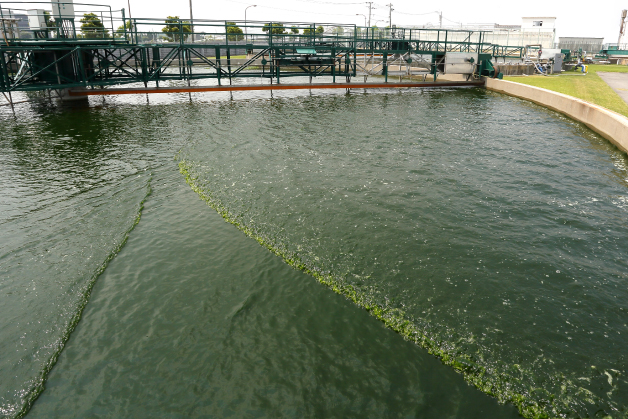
[15,177,153,419]
[175,157,533,415]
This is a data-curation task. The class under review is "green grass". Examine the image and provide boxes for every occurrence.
[504,64,628,117]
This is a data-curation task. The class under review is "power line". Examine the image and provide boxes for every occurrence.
[387,9,462,27]
[291,0,364,5]
[259,5,363,17]
[442,15,461,25]
[393,9,438,16]
[223,0,361,17]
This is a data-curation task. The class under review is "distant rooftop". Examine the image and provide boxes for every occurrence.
[559,36,603,40]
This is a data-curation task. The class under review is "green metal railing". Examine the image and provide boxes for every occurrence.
[0,2,515,93]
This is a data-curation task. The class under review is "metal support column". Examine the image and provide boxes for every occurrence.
[3,91,14,112]
[227,47,232,85]
[383,52,388,82]
[76,47,87,86]
[331,47,336,83]
[215,47,221,85]
[140,47,149,87]
[186,48,192,100]
[275,49,280,84]
[225,22,232,85]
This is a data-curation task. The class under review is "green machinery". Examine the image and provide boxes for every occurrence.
[599,45,628,59]
[0,1,520,97]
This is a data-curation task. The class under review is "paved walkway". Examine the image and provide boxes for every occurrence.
[598,72,628,105]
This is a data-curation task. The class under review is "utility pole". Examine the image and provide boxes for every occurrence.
[126,0,132,42]
[386,3,393,28]
[366,2,373,27]
[439,11,442,28]
[189,0,194,41]
[619,9,627,45]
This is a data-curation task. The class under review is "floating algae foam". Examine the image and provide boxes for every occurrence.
[178,89,628,418]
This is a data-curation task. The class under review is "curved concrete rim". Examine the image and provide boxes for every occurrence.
[485,78,628,155]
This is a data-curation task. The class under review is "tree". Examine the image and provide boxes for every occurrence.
[80,13,109,39]
[226,22,244,41]
[332,26,344,35]
[115,20,133,38]
[262,22,286,35]
[44,11,56,28]
[162,16,191,42]
[290,26,299,34]
[302,26,324,36]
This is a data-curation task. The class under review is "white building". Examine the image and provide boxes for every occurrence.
[478,17,556,49]
[431,17,557,49]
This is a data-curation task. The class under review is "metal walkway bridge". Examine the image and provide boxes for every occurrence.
[0,1,523,102]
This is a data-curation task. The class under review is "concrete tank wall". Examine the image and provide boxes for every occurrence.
[493,64,535,76]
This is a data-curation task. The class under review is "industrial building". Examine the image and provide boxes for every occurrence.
[558,37,604,54]
[418,17,557,49]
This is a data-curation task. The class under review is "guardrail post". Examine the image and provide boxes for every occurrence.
[76,47,87,86]
[215,47,221,85]
[225,22,232,84]
[141,47,148,86]
[275,48,280,83]
[0,51,8,91]
[383,50,387,82]
[331,46,336,83]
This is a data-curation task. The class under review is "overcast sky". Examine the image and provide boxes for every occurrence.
[71,0,628,43]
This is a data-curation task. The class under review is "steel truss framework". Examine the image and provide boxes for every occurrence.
[0,10,525,94]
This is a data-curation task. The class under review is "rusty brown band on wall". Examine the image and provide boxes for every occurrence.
[68,81,485,96]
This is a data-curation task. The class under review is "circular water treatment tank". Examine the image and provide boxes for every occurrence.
[3,87,627,419]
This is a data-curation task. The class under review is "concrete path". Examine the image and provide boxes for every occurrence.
[598,72,628,105]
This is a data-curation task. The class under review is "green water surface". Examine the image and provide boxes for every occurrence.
[1,87,627,418]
